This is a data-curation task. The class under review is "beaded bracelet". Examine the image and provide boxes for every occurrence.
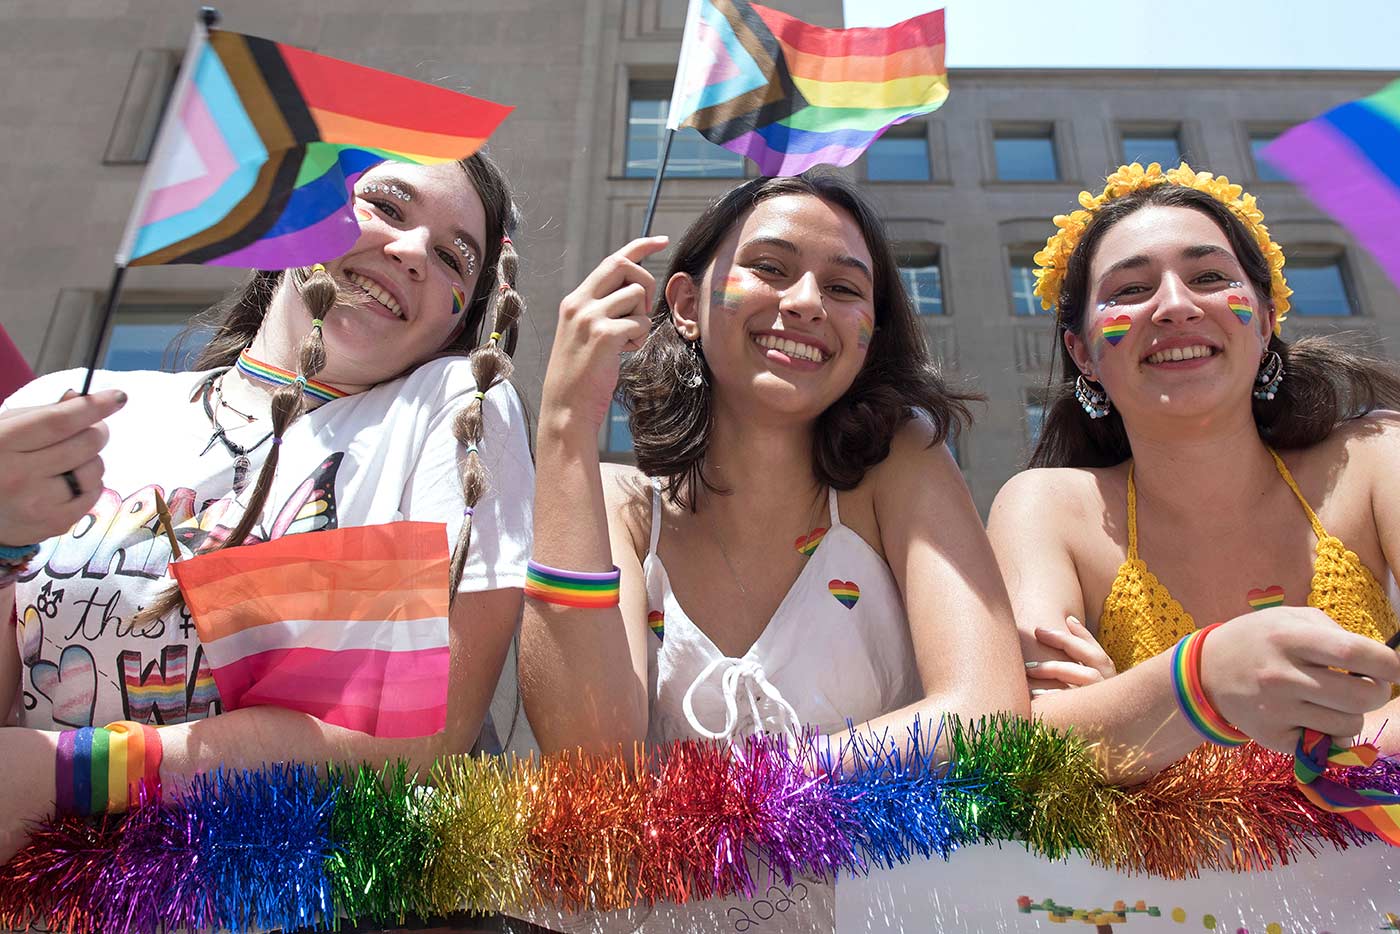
[524,560,622,609]
[55,720,163,816]
[1171,624,1250,746]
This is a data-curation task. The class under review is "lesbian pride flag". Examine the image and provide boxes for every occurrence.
[170,521,451,738]
[116,23,511,269]
[1261,80,1400,291]
[666,0,946,175]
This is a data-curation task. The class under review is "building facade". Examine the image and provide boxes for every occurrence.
[2,0,1394,519]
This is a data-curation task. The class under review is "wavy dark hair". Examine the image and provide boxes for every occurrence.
[1029,182,1400,469]
[617,172,976,510]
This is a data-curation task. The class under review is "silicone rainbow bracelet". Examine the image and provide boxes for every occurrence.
[55,721,162,815]
[1171,624,1249,746]
[524,560,622,609]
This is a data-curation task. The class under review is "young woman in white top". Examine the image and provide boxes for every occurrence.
[0,153,534,861]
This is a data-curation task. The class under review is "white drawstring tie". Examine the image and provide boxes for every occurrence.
[681,655,801,742]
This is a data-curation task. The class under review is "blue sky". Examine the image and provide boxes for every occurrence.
[843,1,1400,70]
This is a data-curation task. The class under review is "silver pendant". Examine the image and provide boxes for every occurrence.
[232,455,251,493]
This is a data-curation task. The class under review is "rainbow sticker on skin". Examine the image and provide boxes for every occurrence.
[354,205,373,223]
[1227,293,1254,325]
[794,526,827,556]
[1247,585,1285,611]
[856,312,874,352]
[647,610,664,641]
[1101,314,1132,347]
[451,284,466,316]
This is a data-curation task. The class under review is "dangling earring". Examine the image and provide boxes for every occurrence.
[1075,374,1111,419]
[1253,351,1284,400]
[678,338,705,390]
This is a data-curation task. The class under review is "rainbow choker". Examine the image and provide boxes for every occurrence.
[236,349,349,404]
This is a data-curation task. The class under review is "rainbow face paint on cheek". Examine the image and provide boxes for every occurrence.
[855,312,874,351]
[1101,314,1132,347]
[1227,293,1253,325]
[354,205,373,223]
[710,273,746,312]
[450,285,466,316]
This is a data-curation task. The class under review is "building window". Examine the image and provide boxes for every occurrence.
[101,304,209,372]
[993,128,1059,181]
[1286,256,1356,317]
[898,250,944,316]
[1121,129,1183,168]
[606,398,634,453]
[867,123,931,181]
[1024,399,1047,447]
[1008,252,1046,316]
[625,81,746,179]
[1249,132,1289,182]
[103,49,181,165]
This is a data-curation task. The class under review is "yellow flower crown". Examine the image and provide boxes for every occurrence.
[1032,162,1292,334]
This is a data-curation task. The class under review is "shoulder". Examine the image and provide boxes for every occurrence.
[990,464,1117,535]
[3,368,204,412]
[1290,410,1400,495]
[865,414,960,489]
[376,356,528,425]
[601,462,654,556]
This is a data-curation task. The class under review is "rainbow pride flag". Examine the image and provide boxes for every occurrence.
[170,521,452,738]
[116,23,512,269]
[1260,80,1400,290]
[666,0,947,176]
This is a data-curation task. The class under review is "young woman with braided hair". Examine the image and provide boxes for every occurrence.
[0,153,533,860]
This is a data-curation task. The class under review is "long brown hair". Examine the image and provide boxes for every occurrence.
[618,172,976,510]
[1029,183,1400,469]
[139,152,524,625]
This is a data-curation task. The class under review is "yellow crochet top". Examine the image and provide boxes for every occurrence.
[1099,449,1399,673]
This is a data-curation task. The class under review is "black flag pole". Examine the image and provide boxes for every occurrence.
[638,128,675,239]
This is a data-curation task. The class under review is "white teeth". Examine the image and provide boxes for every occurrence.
[1146,345,1214,364]
[347,272,404,319]
[752,334,825,363]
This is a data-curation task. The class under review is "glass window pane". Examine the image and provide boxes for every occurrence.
[1008,257,1047,316]
[1250,135,1289,182]
[1025,402,1046,446]
[607,399,634,453]
[624,97,745,179]
[994,133,1058,181]
[899,259,944,315]
[867,129,930,181]
[1287,259,1355,316]
[1121,134,1182,168]
[102,307,209,372]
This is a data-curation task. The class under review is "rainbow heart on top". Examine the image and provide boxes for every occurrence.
[647,610,664,641]
[1227,294,1253,325]
[794,527,828,557]
[828,579,860,609]
[1101,315,1132,346]
[1247,585,1284,611]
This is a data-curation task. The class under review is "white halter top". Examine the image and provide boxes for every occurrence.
[643,483,922,746]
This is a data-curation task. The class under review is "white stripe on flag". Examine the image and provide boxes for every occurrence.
[203,615,450,664]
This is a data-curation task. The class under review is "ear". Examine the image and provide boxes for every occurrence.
[666,271,701,341]
[1064,328,1095,379]
[1262,299,1279,342]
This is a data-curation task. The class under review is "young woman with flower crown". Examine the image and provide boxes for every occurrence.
[0,154,534,861]
[988,162,1400,784]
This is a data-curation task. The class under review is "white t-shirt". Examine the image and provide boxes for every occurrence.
[4,359,533,731]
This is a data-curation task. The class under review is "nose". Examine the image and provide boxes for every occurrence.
[1151,272,1204,326]
[778,271,826,323]
[383,225,431,281]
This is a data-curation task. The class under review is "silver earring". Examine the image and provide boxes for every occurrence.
[1074,374,1111,419]
[1253,351,1284,400]
[679,339,705,390]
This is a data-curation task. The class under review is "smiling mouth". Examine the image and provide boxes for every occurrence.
[1145,345,1218,364]
[345,272,404,319]
[752,333,828,363]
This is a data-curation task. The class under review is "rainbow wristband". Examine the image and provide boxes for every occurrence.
[1171,624,1249,746]
[55,721,162,816]
[524,560,621,609]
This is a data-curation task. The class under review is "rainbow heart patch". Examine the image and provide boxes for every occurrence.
[647,610,664,641]
[1247,585,1284,611]
[794,527,828,557]
[828,579,860,609]
[1227,294,1253,325]
[1102,315,1132,346]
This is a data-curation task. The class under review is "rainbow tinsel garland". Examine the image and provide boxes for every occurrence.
[2,716,1397,934]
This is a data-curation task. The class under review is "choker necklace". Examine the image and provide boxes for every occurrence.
[199,372,274,493]
[235,349,349,405]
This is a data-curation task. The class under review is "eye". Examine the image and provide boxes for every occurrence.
[749,261,784,277]
[1110,283,1148,301]
[435,247,462,275]
[1193,271,1228,285]
[828,282,863,298]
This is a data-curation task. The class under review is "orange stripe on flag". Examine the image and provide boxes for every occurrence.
[194,586,448,642]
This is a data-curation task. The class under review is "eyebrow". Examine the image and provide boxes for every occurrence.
[366,174,483,260]
[1095,244,1239,288]
[742,235,872,282]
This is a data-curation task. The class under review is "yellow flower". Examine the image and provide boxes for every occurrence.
[1032,161,1291,332]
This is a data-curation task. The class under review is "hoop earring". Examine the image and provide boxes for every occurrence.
[678,338,705,390]
[1253,350,1284,401]
[1074,374,1111,419]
